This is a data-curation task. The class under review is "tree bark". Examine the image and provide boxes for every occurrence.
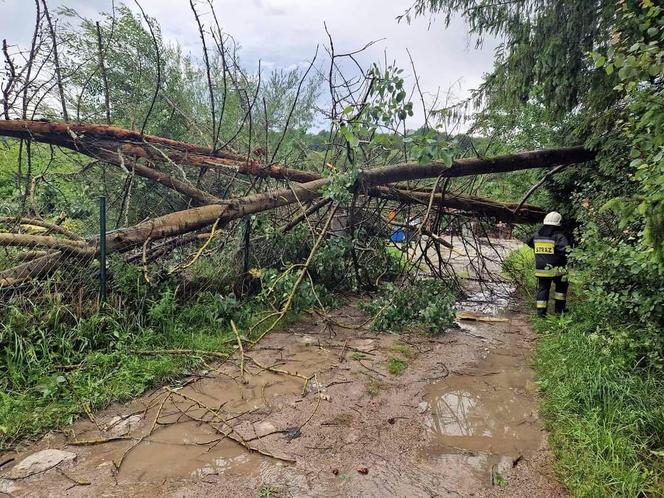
[370,186,545,223]
[0,233,92,254]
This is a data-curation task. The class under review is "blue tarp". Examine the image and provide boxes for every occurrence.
[390,228,406,243]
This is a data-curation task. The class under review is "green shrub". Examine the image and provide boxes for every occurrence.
[502,245,536,303]
[361,279,459,334]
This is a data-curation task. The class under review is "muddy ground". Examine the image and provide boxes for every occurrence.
[0,302,565,497]
[0,237,566,497]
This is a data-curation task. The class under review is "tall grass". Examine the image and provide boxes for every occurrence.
[535,311,663,497]
[0,287,246,447]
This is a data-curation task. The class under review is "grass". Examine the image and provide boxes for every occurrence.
[534,310,664,497]
[392,342,413,359]
[386,356,407,375]
[0,282,306,449]
[258,484,284,498]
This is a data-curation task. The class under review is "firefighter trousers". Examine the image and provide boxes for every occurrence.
[536,275,568,317]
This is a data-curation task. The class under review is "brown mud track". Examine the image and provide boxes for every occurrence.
[0,297,565,497]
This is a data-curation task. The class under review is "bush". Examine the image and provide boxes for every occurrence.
[361,279,459,334]
[502,245,536,303]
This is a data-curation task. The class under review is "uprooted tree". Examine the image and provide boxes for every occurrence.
[0,1,594,301]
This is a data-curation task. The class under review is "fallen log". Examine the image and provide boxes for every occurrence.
[0,120,320,184]
[0,120,593,192]
[371,186,545,223]
[0,216,83,240]
[0,233,92,255]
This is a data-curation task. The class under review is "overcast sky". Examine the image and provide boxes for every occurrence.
[0,0,498,128]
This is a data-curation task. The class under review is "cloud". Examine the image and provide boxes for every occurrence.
[1,0,499,128]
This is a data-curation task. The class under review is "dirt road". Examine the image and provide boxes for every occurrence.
[0,290,565,497]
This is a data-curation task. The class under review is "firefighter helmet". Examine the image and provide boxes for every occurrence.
[543,211,562,226]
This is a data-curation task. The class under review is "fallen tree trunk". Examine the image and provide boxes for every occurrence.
[360,146,594,185]
[0,217,83,240]
[371,186,545,223]
[0,120,594,192]
[0,120,320,184]
[0,233,92,254]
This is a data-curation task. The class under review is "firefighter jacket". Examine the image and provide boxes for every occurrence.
[526,225,570,277]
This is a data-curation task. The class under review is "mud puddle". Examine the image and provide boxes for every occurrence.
[116,342,340,484]
[458,283,516,315]
[422,349,541,488]
[0,301,564,497]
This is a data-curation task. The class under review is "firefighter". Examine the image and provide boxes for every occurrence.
[526,212,570,317]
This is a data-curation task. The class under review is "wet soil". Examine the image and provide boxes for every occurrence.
[0,297,565,497]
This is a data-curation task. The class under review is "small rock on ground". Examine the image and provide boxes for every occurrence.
[5,449,76,479]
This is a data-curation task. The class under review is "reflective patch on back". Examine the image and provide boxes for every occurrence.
[534,241,555,254]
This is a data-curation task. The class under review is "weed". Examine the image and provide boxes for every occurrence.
[367,378,382,398]
[258,484,283,498]
[493,471,506,487]
[392,343,413,359]
[386,357,407,375]
[350,352,367,361]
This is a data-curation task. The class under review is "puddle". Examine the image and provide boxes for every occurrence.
[120,423,262,482]
[421,350,543,485]
[117,342,339,483]
[458,282,516,315]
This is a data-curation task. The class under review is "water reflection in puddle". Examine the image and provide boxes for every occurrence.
[458,283,516,315]
[422,350,544,485]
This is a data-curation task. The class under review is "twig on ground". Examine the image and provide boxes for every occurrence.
[56,467,91,487]
[131,348,230,360]
[167,388,295,463]
[67,436,133,446]
[358,360,386,378]
[245,355,313,395]
[231,320,246,382]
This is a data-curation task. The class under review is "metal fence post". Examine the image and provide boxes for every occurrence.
[99,196,107,305]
